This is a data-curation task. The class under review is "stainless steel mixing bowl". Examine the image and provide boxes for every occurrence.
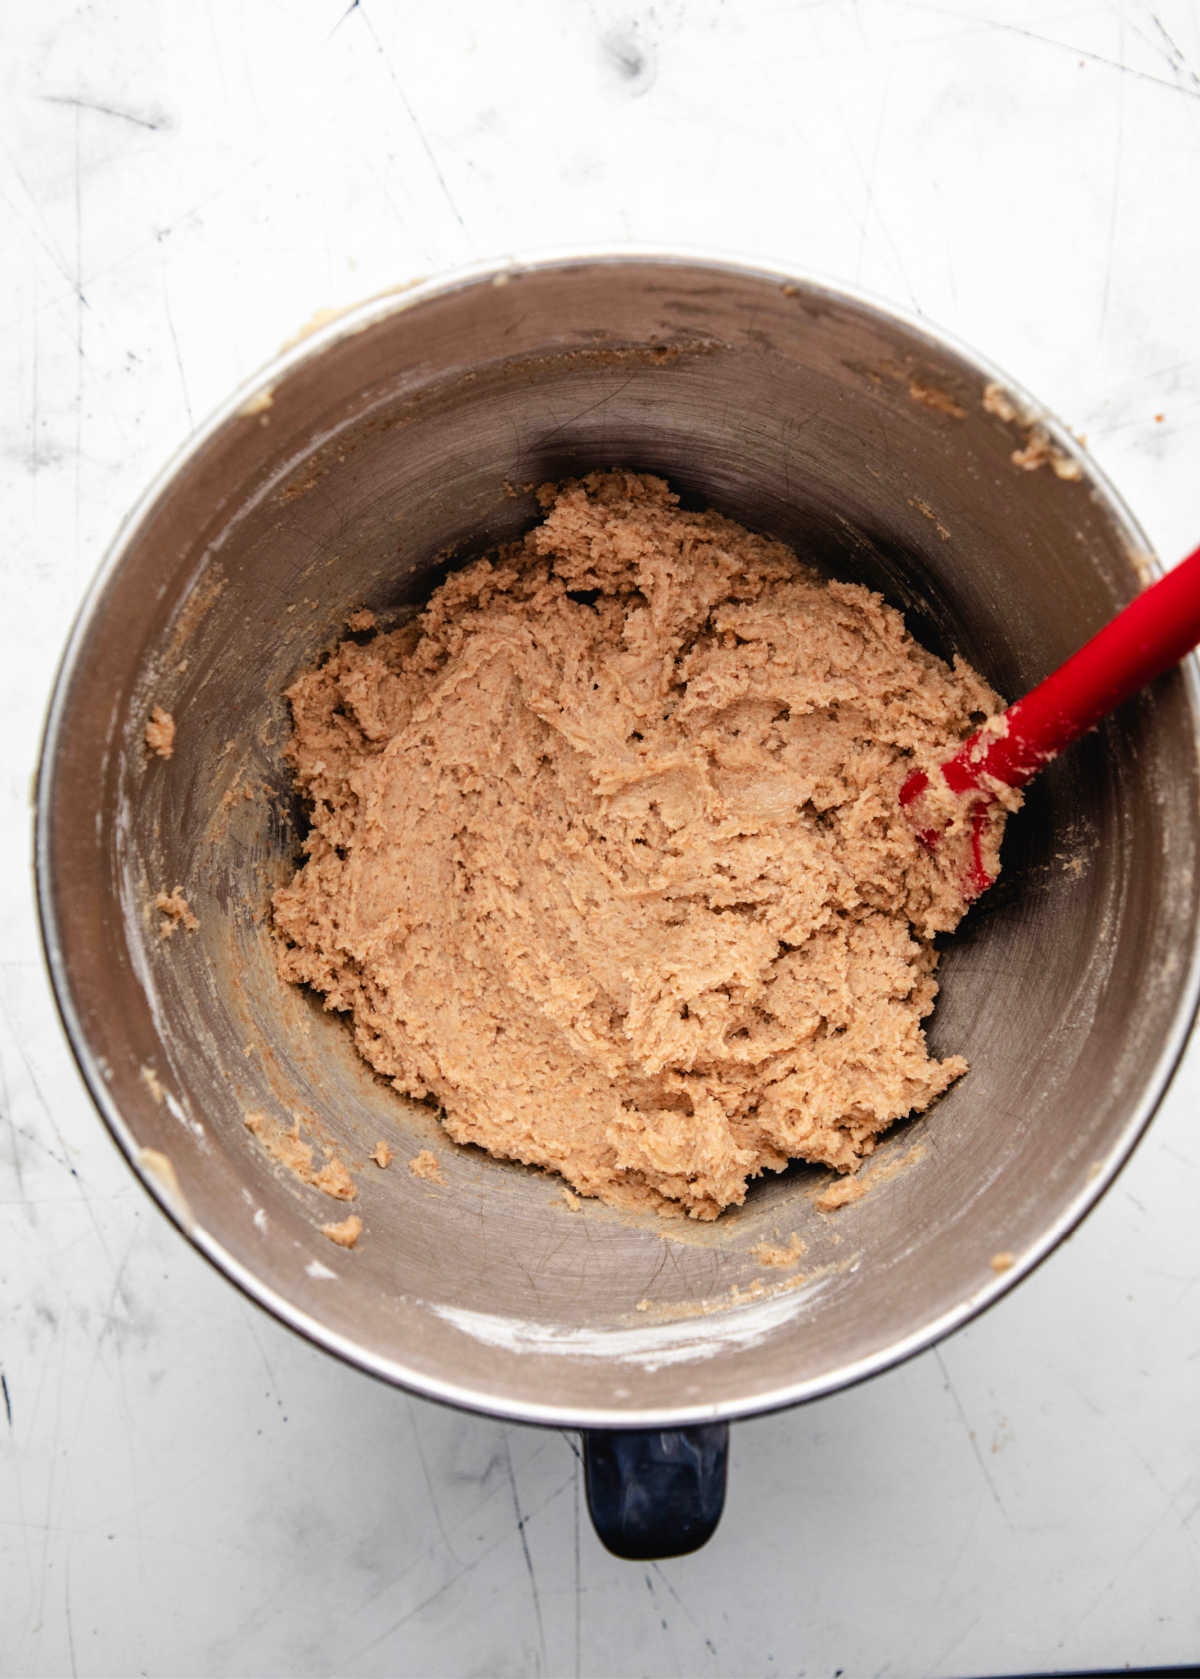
[37,255,1200,1555]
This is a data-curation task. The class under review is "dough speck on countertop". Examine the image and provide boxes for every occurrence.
[273,471,1011,1219]
[371,1140,393,1168]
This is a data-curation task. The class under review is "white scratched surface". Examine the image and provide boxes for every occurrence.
[3,1,1200,1674]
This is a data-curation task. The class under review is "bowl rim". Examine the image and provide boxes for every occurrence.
[34,246,1200,1430]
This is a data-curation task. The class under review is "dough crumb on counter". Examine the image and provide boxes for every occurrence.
[815,1176,867,1213]
[273,471,1011,1220]
[751,1232,808,1269]
[561,1187,583,1211]
[155,886,198,938]
[321,1213,363,1249]
[408,1149,445,1184]
[145,705,176,759]
[371,1141,393,1168]
[347,607,377,632]
[990,1250,1016,1273]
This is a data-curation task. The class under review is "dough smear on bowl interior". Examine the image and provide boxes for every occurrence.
[272,472,1012,1220]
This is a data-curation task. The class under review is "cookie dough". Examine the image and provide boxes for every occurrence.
[243,1110,357,1201]
[273,472,1007,1219]
[155,886,197,938]
[751,1233,807,1269]
[145,705,176,759]
[408,1149,445,1184]
[321,1213,362,1249]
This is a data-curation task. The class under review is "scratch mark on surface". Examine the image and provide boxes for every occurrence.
[345,1471,574,1659]
[72,104,84,567]
[1059,1507,1176,1642]
[349,1568,476,1657]
[330,0,361,32]
[41,93,168,131]
[0,167,87,305]
[1099,14,1126,331]
[0,1010,79,1184]
[5,1374,36,1632]
[356,7,468,231]
[832,68,919,311]
[503,1434,547,1674]
[934,1348,1011,1523]
[33,1334,69,1644]
[239,1301,284,1412]
[650,1561,717,1652]
[0,1035,27,1205]
[64,1554,78,1679]
[926,1610,983,1674]
[30,270,41,477]
[541,376,637,441]
[639,1240,669,1299]
[1,1372,11,1427]
[855,71,891,285]
[405,1400,464,1565]
[1146,12,1200,88]
[202,0,231,100]
[161,275,194,428]
[905,5,1200,102]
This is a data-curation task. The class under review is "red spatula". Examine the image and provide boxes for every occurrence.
[901,543,1200,898]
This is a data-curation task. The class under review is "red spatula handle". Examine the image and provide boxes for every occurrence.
[918,542,1200,800]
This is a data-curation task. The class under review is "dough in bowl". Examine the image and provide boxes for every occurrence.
[273,472,1007,1218]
